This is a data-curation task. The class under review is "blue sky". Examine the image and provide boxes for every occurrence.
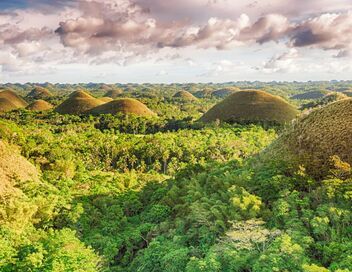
[0,0,27,9]
[0,0,352,83]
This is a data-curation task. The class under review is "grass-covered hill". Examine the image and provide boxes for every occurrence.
[291,90,329,100]
[212,86,240,98]
[89,98,157,116]
[270,98,352,179]
[173,90,198,101]
[200,90,298,124]
[0,82,351,271]
[104,88,124,98]
[55,90,104,114]
[0,89,28,112]
[26,99,54,111]
[26,86,53,100]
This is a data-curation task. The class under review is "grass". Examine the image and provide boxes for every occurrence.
[0,89,28,109]
[200,90,298,124]
[271,98,352,178]
[173,90,198,101]
[56,90,104,114]
[89,98,156,116]
[26,100,54,111]
[27,86,53,99]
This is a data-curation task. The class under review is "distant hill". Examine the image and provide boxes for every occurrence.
[300,92,348,110]
[173,90,198,101]
[104,89,123,98]
[27,86,53,100]
[291,90,329,100]
[200,90,298,124]
[55,90,104,115]
[98,97,114,103]
[194,89,213,98]
[27,100,54,111]
[212,87,240,98]
[89,98,156,116]
[343,91,352,97]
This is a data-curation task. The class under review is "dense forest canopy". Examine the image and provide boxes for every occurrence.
[0,81,351,271]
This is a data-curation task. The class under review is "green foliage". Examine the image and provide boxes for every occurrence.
[0,87,351,271]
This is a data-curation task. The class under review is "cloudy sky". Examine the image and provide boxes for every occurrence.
[1,0,352,83]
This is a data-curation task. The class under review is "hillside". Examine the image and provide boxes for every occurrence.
[27,86,53,100]
[104,89,123,98]
[291,90,329,100]
[212,87,240,98]
[173,90,198,101]
[200,90,298,124]
[55,90,104,114]
[89,98,156,116]
[0,140,39,193]
[0,89,28,109]
[26,100,54,111]
[270,98,352,178]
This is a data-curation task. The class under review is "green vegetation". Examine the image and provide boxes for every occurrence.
[0,82,351,271]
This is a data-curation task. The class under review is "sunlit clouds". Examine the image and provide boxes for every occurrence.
[0,0,352,82]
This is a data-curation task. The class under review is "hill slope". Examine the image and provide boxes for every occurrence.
[27,86,53,100]
[200,90,298,124]
[291,90,329,100]
[0,89,28,109]
[0,140,40,194]
[56,90,104,115]
[89,98,156,116]
[173,90,198,101]
[271,98,352,178]
[212,87,240,98]
[27,100,54,111]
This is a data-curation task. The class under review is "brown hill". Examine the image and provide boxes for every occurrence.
[300,92,348,110]
[55,90,104,115]
[26,100,54,111]
[343,91,352,97]
[27,86,52,100]
[194,89,213,98]
[270,98,352,179]
[212,87,240,98]
[68,90,93,99]
[0,140,40,194]
[0,89,28,109]
[173,90,198,101]
[200,90,298,124]
[89,98,156,116]
[291,90,329,100]
[0,98,19,112]
[104,89,123,98]
[98,97,114,103]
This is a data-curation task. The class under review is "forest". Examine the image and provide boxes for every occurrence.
[0,81,351,272]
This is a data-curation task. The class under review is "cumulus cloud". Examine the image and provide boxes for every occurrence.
[289,12,352,54]
[261,49,299,73]
[1,0,352,78]
[53,1,352,57]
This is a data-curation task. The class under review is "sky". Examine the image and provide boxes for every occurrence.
[0,0,352,83]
